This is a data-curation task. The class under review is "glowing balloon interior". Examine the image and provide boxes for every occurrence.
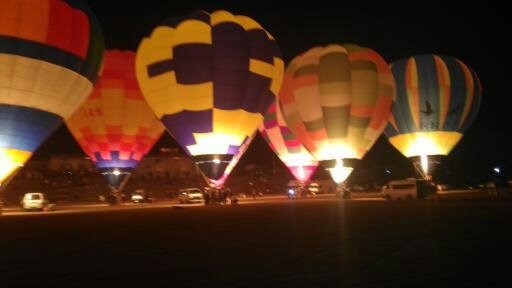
[327,159,353,184]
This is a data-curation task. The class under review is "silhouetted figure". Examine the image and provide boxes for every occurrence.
[420,100,434,116]
[204,191,210,205]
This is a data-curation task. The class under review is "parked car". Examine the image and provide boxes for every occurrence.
[381,179,437,200]
[178,188,204,204]
[20,192,49,211]
[130,189,153,203]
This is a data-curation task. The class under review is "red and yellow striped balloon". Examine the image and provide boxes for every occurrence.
[259,102,318,182]
[66,50,164,190]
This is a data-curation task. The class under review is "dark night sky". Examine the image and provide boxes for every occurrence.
[36,1,510,181]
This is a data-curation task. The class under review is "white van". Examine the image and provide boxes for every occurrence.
[381,179,436,200]
[20,192,49,211]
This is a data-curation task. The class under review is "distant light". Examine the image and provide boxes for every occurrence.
[212,158,221,164]
[385,169,391,174]
[113,169,121,176]
[493,167,501,174]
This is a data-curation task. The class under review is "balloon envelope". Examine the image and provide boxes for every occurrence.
[279,44,395,183]
[0,0,104,184]
[66,50,164,190]
[384,54,482,179]
[135,10,284,181]
[384,54,482,157]
[259,102,318,182]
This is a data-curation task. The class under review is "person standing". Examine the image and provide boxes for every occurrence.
[204,189,210,205]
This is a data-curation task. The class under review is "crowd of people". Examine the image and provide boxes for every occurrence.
[203,187,238,205]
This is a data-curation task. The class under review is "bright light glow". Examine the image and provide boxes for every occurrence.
[388,131,463,157]
[187,133,245,155]
[494,167,501,174]
[327,159,354,184]
[0,161,23,184]
[297,166,305,181]
[316,143,357,161]
[0,149,28,184]
[212,158,221,164]
[288,189,295,195]
[412,136,437,158]
[420,154,428,176]
[289,165,317,182]
[112,169,121,176]
[282,152,316,167]
[282,154,318,182]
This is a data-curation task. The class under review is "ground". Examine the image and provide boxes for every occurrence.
[1,199,511,287]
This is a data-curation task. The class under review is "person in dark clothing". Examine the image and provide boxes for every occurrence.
[203,190,210,205]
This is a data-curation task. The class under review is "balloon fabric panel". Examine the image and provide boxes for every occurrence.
[384,54,482,157]
[0,0,104,183]
[279,44,395,161]
[0,0,103,81]
[66,50,164,169]
[136,10,284,158]
[259,102,318,182]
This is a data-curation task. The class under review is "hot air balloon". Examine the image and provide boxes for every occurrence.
[0,0,104,187]
[279,44,395,186]
[384,54,482,179]
[259,102,318,183]
[135,10,284,184]
[66,50,165,196]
